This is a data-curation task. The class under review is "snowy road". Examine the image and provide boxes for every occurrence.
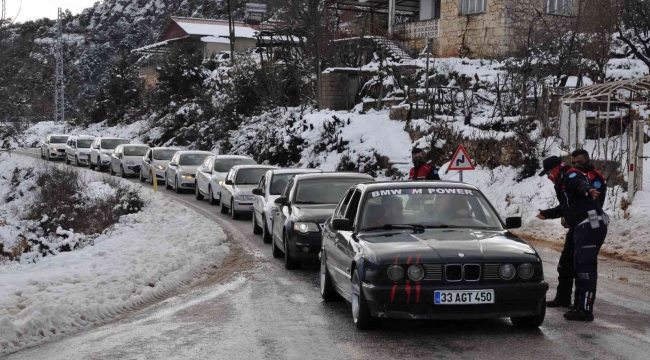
[4,148,650,359]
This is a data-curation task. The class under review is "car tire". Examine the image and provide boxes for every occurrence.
[165,175,172,190]
[120,165,127,178]
[139,170,145,182]
[75,156,81,167]
[252,211,262,235]
[109,165,115,176]
[209,187,219,205]
[283,233,297,270]
[351,269,377,330]
[231,199,240,220]
[195,183,204,200]
[220,196,229,214]
[47,152,51,161]
[65,156,70,165]
[89,157,95,170]
[320,251,338,302]
[40,149,45,159]
[262,218,272,244]
[511,300,546,328]
[271,223,282,258]
[175,177,181,194]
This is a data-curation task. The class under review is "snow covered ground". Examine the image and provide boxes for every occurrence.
[0,154,229,355]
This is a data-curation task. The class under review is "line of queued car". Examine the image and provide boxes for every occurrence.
[40,133,549,330]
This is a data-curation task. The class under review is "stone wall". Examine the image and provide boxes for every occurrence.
[319,70,372,111]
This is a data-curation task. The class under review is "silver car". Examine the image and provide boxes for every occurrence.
[251,168,323,242]
[195,155,257,205]
[164,150,213,193]
[40,134,69,161]
[109,144,150,177]
[89,137,130,171]
[139,147,180,184]
[219,165,278,220]
[64,135,95,166]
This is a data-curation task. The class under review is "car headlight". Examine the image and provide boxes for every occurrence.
[407,265,425,281]
[156,165,166,170]
[181,172,194,179]
[50,147,58,151]
[517,263,534,279]
[293,222,319,233]
[126,160,135,165]
[387,265,404,281]
[499,264,516,280]
[218,180,224,186]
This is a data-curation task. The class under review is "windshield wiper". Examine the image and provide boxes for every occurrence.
[296,201,318,204]
[425,225,464,229]
[362,224,425,233]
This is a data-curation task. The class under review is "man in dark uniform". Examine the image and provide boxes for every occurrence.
[536,156,608,321]
[409,148,441,180]
[547,150,607,308]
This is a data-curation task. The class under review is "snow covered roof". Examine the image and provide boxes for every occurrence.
[562,75,650,104]
[131,37,188,54]
[171,17,258,39]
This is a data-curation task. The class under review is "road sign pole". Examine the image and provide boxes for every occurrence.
[459,170,463,182]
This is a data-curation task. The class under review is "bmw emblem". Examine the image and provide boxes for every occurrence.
[458,253,465,258]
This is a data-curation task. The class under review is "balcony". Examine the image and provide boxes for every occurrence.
[393,19,440,40]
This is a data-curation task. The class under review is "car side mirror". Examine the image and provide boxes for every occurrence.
[274,196,287,205]
[144,158,150,163]
[252,188,263,196]
[225,179,233,185]
[332,218,353,231]
[505,217,522,229]
[169,162,177,166]
[201,167,211,173]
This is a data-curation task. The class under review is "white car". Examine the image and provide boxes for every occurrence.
[89,137,130,171]
[164,150,213,193]
[195,155,257,205]
[109,144,150,178]
[139,147,180,184]
[64,135,95,166]
[40,134,69,161]
[219,165,278,220]
[251,168,323,242]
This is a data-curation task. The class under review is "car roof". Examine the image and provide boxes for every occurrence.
[97,136,128,140]
[123,144,149,147]
[152,147,180,151]
[293,172,374,181]
[176,150,213,155]
[69,135,94,138]
[213,155,254,160]
[232,165,278,170]
[268,168,322,175]
[49,134,68,137]
[355,180,479,192]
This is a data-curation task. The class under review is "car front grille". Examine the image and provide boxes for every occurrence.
[483,264,501,280]
[423,264,442,281]
[464,264,481,281]
[57,149,65,153]
[443,264,481,282]
[445,264,462,282]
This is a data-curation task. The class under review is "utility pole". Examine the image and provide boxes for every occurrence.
[54,8,65,130]
[227,0,235,66]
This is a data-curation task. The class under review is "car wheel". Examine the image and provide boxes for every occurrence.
[89,157,95,170]
[40,149,45,159]
[149,172,154,185]
[120,165,127,178]
[65,156,70,165]
[195,183,204,200]
[283,233,297,270]
[231,199,240,220]
[75,156,81,167]
[320,251,338,302]
[165,175,172,190]
[351,269,377,330]
[47,151,51,161]
[252,211,262,235]
[220,196,229,214]
[175,177,181,194]
[271,223,282,258]
[109,165,115,176]
[139,170,145,182]
[262,218,272,244]
[209,186,219,205]
[511,299,546,328]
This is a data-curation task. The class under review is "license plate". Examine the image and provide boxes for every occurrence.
[434,290,495,305]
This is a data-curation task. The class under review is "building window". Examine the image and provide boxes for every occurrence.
[547,0,573,15]
[421,0,442,21]
[461,0,486,15]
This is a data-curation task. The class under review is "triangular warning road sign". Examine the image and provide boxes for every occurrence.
[448,144,475,171]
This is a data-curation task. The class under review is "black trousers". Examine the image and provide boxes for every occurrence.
[554,227,575,303]
[573,221,607,313]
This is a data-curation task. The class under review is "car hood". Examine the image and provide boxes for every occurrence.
[178,165,200,174]
[357,229,538,264]
[76,149,91,154]
[290,204,337,223]
[123,156,142,164]
[233,185,256,195]
[153,159,170,168]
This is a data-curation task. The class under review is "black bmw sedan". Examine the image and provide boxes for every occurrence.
[271,172,374,269]
[319,181,548,330]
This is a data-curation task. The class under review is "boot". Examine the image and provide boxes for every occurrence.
[563,309,594,322]
[547,297,571,308]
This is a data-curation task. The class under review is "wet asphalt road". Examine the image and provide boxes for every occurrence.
[4,149,650,360]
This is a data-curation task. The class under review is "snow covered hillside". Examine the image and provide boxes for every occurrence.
[0,155,229,354]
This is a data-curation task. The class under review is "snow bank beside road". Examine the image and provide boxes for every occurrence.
[0,170,229,354]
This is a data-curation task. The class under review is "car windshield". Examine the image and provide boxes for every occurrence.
[180,153,210,165]
[235,168,268,185]
[359,188,503,231]
[214,158,257,173]
[77,139,93,148]
[101,139,129,149]
[295,178,368,205]
[124,146,149,156]
[153,149,178,160]
[50,136,68,143]
[270,174,300,195]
